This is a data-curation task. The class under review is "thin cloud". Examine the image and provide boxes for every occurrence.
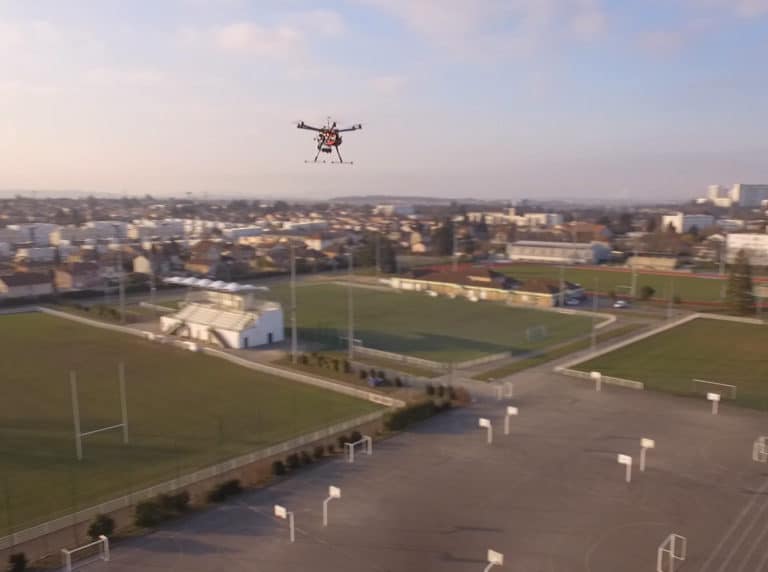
[368,75,407,95]
[212,22,303,56]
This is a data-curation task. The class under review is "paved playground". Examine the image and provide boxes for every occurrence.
[86,370,768,572]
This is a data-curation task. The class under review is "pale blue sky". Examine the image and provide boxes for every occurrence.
[1,0,767,200]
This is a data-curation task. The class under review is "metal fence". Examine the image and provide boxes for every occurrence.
[555,367,645,390]
[0,410,386,551]
[454,352,512,370]
[352,346,449,372]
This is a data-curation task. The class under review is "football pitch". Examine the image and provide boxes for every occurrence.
[496,263,728,303]
[0,313,380,535]
[264,283,594,362]
[576,318,768,409]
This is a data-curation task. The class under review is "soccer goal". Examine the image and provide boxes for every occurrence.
[526,324,549,342]
[692,378,737,400]
[657,533,686,572]
[345,435,372,463]
[61,535,110,572]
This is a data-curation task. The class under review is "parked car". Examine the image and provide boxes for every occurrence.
[613,300,630,309]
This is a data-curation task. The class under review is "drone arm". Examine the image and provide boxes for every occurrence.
[297,122,323,132]
[336,124,362,133]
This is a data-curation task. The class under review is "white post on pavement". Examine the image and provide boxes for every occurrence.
[484,549,504,572]
[707,392,720,415]
[479,418,493,445]
[640,438,655,472]
[590,371,602,392]
[504,382,514,399]
[274,504,295,543]
[495,384,503,401]
[617,454,632,483]
[504,406,519,436]
[322,486,341,527]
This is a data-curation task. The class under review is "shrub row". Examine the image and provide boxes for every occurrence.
[134,490,191,528]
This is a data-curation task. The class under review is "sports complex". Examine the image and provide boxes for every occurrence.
[2,284,768,572]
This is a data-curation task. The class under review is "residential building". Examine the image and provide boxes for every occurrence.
[374,204,414,217]
[726,233,768,266]
[660,212,715,234]
[54,262,102,291]
[730,184,768,208]
[0,272,54,299]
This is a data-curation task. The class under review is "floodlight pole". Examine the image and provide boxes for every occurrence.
[452,220,458,272]
[559,265,565,307]
[375,232,381,276]
[290,242,298,364]
[591,278,599,352]
[347,251,355,360]
[119,362,129,444]
[70,372,83,461]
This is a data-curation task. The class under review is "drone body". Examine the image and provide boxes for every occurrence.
[296,118,362,164]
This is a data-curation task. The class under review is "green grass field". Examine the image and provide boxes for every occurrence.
[0,313,380,535]
[496,263,727,303]
[576,318,768,409]
[263,283,594,362]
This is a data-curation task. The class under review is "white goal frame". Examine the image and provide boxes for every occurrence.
[692,378,737,400]
[345,435,372,463]
[657,533,686,572]
[525,324,549,342]
[754,436,768,463]
[70,364,129,461]
[61,535,110,572]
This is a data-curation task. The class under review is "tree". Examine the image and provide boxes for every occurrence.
[87,514,115,540]
[431,219,454,256]
[639,285,655,301]
[726,249,756,316]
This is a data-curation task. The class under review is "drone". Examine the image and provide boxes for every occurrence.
[296,117,362,164]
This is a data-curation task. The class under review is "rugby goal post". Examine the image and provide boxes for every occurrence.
[657,533,686,572]
[345,435,372,463]
[61,535,110,572]
[525,324,549,342]
[692,379,736,400]
[70,364,130,461]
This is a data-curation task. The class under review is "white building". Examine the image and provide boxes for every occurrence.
[373,204,415,217]
[661,212,715,234]
[707,185,732,208]
[224,226,264,241]
[8,223,58,246]
[15,246,57,262]
[506,240,611,264]
[160,280,284,349]
[521,213,564,228]
[129,219,185,241]
[726,233,768,266]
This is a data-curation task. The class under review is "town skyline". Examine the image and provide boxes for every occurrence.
[2,0,768,198]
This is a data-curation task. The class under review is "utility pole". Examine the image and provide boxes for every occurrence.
[591,278,599,352]
[112,224,126,324]
[719,238,727,300]
[347,251,354,360]
[375,233,381,276]
[452,220,458,272]
[667,278,675,320]
[630,247,638,299]
[290,242,298,364]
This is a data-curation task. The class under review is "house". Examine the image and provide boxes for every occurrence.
[0,272,54,299]
[185,240,223,276]
[54,262,102,291]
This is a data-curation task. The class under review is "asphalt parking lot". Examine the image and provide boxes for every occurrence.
[86,370,768,572]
